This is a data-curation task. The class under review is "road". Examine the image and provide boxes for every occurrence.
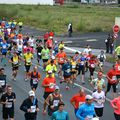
[0,26,118,120]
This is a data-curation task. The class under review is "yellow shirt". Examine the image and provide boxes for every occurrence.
[24,53,33,65]
[46,64,57,77]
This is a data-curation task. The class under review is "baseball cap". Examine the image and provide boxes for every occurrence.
[29,90,35,97]
[85,95,93,100]
[48,70,52,74]
[55,86,60,90]
[51,56,55,60]
[49,36,53,39]
[98,72,103,76]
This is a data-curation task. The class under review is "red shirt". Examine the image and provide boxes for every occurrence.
[42,77,56,92]
[89,59,97,68]
[56,52,67,64]
[46,39,53,48]
[107,69,117,84]
[44,33,49,40]
[115,63,120,75]
[70,94,86,109]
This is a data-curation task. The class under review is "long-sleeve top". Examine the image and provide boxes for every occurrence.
[76,103,95,120]
[51,110,69,120]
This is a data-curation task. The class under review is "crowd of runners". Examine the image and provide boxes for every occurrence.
[0,19,120,120]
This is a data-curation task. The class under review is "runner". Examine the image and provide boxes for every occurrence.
[51,102,70,120]
[20,90,39,120]
[61,59,72,90]
[41,45,50,70]
[0,68,6,93]
[23,49,33,81]
[70,88,86,115]
[46,36,53,50]
[9,51,20,81]
[105,64,118,98]
[36,42,43,65]
[29,66,41,92]
[46,59,57,78]
[83,44,92,55]
[42,70,56,100]
[90,72,105,92]
[88,55,98,80]
[111,96,120,120]
[92,86,105,118]
[56,48,67,78]
[71,56,77,87]
[76,95,97,120]
[43,86,62,116]
[0,40,8,66]
[0,85,16,120]
[77,53,86,84]
[97,50,106,72]
[58,41,64,51]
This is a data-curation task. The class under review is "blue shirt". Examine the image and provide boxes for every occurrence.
[62,63,72,76]
[76,103,95,120]
[51,110,69,120]
[1,43,8,53]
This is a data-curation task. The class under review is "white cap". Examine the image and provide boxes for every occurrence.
[29,90,35,97]
[48,70,52,74]
[55,86,60,90]
[85,95,93,100]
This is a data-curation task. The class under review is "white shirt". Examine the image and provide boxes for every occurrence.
[28,38,34,47]
[92,91,105,108]
[83,48,92,55]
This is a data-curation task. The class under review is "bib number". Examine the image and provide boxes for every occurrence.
[30,106,36,113]
[53,100,59,107]
[5,102,12,108]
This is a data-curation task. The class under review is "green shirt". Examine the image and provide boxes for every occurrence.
[115,46,120,55]
[41,48,50,59]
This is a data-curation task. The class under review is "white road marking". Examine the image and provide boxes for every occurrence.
[64,41,73,44]
[64,47,81,54]
[86,39,97,42]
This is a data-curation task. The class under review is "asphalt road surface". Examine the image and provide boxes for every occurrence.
[0,26,118,120]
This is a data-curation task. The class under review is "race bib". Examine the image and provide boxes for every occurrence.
[45,53,48,57]
[38,53,41,55]
[53,100,59,107]
[3,45,6,49]
[33,78,38,84]
[49,83,55,89]
[112,76,117,81]
[5,102,12,108]
[91,64,95,68]
[72,65,76,69]
[0,80,5,86]
[97,99,103,105]
[13,61,18,64]
[79,102,84,107]
[27,58,31,63]
[30,105,36,113]
[66,69,70,73]
[80,61,84,65]
[60,58,64,61]
[118,66,120,71]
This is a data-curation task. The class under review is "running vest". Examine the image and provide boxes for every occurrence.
[31,72,39,85]
[48,93,61,112]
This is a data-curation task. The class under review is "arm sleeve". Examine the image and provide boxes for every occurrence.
[76,107,84,120]
[20,100,28,112]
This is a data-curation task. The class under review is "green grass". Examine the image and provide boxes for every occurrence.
[0,4,120,34]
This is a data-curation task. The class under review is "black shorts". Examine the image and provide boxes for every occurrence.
[43,92,53,99]
[116,75,120,79]
[25,65,31,72]
[78,66,85,75]
[37,55,41,60]
[2,52,7,56]
[64,75,71,79]
[89,67,95,76]
[95,107,104,117]
[12,66,19,71]
[42,59,48,63]
[106,83,116,93]
[114,113,120,120]
[3,108,14,119]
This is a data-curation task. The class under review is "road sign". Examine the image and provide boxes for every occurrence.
[113,25,120,33]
